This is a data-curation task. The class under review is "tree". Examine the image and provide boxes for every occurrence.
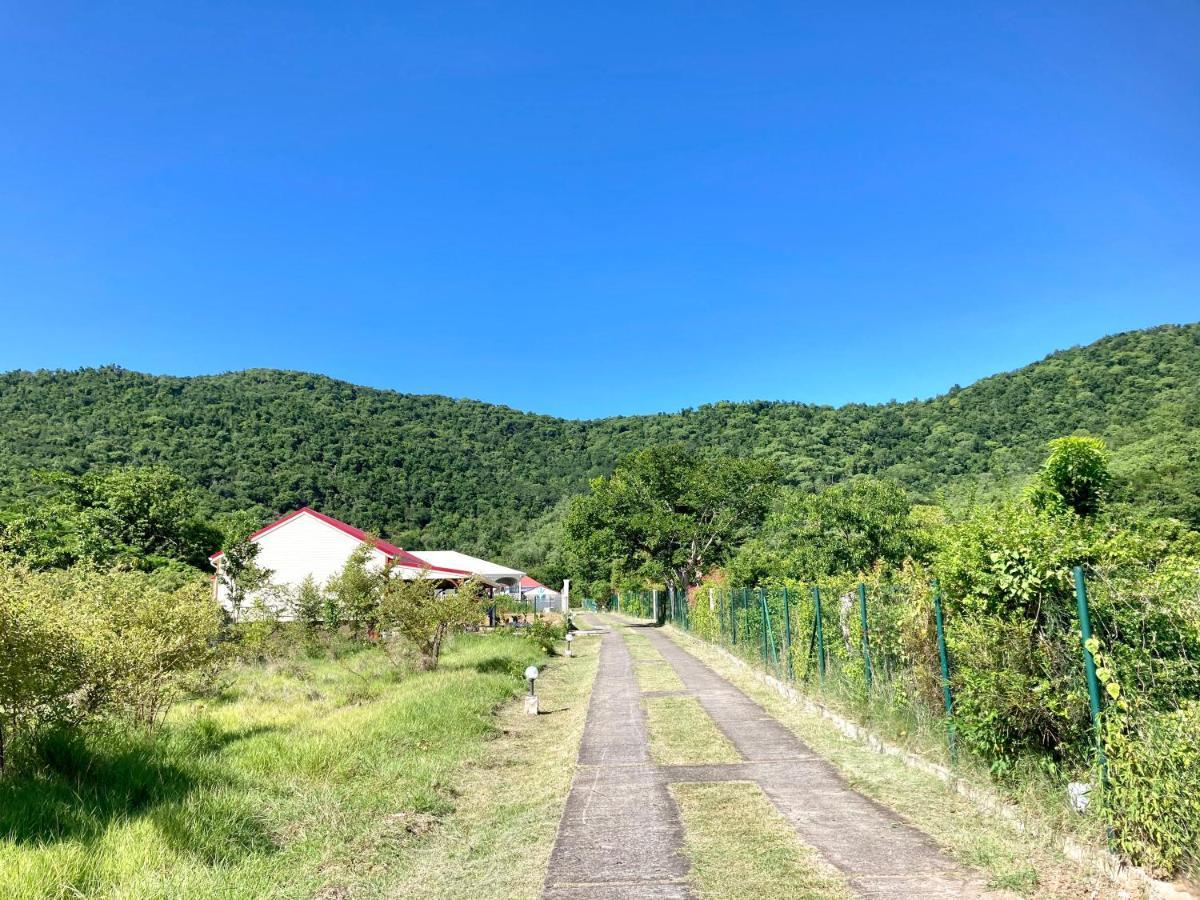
[376,574,484,670]
[729,477,925,584]
[325,543,381,633]
[1029,436,1111,517]
[292,574,325,630]
[216,539,272,623]
[563,446,779,601]
[0,466,222,571]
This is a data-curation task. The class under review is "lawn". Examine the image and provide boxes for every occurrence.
[0,631,595,899]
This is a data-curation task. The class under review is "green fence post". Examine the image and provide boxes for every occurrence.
[858,583,873,691]
[1073,566,1108,778]
[743,587,751,649]
[731,589,738,645]
[758,588,768,665]
[812,586,826,680]
[783,586,794,681]
[931,580,957,762]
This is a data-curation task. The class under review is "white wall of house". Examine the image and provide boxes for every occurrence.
[215,512,389,619]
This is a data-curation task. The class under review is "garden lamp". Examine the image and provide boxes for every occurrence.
[565,632,574,657]
[525,665,539,696]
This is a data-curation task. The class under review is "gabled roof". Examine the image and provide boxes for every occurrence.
[520,575,546,590]
[208,507,473,579]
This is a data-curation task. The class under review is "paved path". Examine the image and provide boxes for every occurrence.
[544,615,1001,899]
[542,614,692,899]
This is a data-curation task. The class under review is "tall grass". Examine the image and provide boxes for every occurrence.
[0,633,546,899]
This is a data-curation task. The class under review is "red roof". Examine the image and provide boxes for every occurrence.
[208,507,473,578]
[520,575,546,589]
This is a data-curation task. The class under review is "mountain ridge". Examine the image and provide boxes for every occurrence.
[1,322,1197,556]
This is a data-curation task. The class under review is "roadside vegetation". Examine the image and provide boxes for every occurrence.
[666,630,1119,897]
[0,467,581,898]
[0,633,561,899]
[567,437,1200,883]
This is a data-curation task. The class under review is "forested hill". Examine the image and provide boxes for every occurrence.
[1,323,1197,553]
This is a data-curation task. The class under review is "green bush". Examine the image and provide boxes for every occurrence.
[1102,701,1200,875]
[0,560,220,772]
[525,619,565,655]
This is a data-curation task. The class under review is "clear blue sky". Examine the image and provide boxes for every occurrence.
[1,2,1197,418]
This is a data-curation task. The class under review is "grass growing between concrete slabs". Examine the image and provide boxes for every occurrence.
[634,660,686,693]
[619,626,663,662]
[644,696,740,766]
[661,628,1120,899]
[671,781,850,900]
[0,632,559,900]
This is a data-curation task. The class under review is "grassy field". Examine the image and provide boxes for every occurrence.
[672,781,849,900]
[660,627,1122,898]
[0,631,598,899]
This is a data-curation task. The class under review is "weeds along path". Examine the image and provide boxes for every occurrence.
[544,615,1008,900]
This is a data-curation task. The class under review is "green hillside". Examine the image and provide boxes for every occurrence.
[0,323,1197,555]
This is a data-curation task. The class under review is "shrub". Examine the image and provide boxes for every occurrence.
[525,618,565,654]
[1102,701,1200,875]
[377,575,485,670]
[0,560,221,772]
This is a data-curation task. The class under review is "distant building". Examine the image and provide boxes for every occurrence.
[519,576,562,613]
[209,507,478,620]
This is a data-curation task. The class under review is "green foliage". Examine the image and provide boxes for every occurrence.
[0,561,220,771]
[524,618,566,655]
[564,445,779,598]
[324,543,381,633]
[376,575,485,671]
[0,465,222,571]
[729,477,927,585]
[292,575,325,629]
[1,325,1197,574]
[1102,697,1200,875]
[1028,437,1111,517]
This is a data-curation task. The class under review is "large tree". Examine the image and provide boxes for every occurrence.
[563,445,778,599]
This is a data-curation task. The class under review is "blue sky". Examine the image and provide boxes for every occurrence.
[1,2,1196,418]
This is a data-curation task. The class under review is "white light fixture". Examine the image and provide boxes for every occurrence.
[524,665,540,715]
[565,632,574,657]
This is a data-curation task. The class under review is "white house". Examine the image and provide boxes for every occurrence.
[209,507,479,620]
[519,576,562,613]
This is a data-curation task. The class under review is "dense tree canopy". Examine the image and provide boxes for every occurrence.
[563,445,779,598]
[0,324,1196,585]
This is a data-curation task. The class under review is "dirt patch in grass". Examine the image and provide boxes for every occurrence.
[644,696,740,766]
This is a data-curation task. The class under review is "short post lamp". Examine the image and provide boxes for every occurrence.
[524,665,539,715]
[565,632,574,657]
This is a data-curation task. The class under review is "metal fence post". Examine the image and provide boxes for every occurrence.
[1073,566,1108,778]
[758,587,768,665]
[812,586,826,680]
[858,583,873,691]
[932,580,957,762]
[731,589,738,645]
[783,586,794,681]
